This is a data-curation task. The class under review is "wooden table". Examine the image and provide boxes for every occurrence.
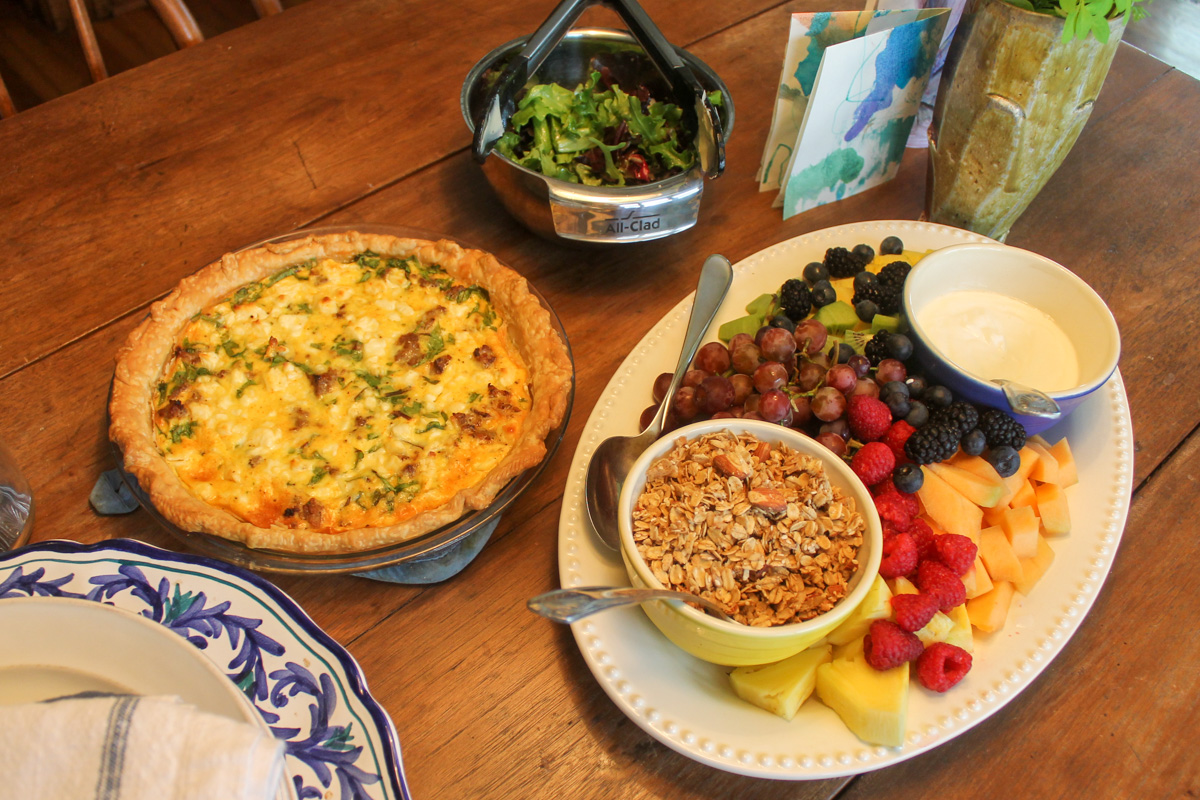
[2,1,1198,797]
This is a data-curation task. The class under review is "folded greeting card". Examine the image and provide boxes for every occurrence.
[756,9,949,219]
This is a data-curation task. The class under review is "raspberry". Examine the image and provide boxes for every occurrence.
[878,532,918,578]
[890,592,940,632]
[873,493,912,531]
[916,642,973,692]
[933,533,979,576]
[916,561,967,611]
[863,620,924,670]
[851,442,895,486]
[847,396,892,442]
[907,517,937,562]
[874,479,921,515]
[882,420,917,462]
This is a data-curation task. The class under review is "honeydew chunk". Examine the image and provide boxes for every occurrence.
[1025,441,1060,484]
[979,526,1025,583]
[1014,535,1056,595]
[1009,480,1037,510]
[916,467,983,538]
[1000,505,1040,558]
[827,576,893,646]
[1048,438,1079,488]
[963,554,994,600]
[928,462,1005,508]
[943,604,975,652]
[1034,482,1071,536]
[729,644,833,721]
[1002,446,1040,498]
[966,581,1016,633]
[951,453,1015,506]
[815,648,909,747]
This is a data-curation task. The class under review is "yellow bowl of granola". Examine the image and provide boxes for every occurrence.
[617,419,882,666]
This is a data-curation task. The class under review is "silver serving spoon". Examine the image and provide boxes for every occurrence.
[528,586,735,623]
[993,379,1062,419]
[584,254,734,551]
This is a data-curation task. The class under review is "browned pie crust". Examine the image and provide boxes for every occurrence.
[109,231,572,554]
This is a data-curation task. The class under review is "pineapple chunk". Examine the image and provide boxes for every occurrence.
[815,645,909,747]
[1000,506,1040,558]
[914,610,956,646]
[979,526,1024,583]
[966,581,1016,633]
[729,645,833,721]
[943,604,974,652]
[1014,535,1056,595]
[827,575,893,646]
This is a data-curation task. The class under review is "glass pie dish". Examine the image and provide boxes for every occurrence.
[108,225,574,576]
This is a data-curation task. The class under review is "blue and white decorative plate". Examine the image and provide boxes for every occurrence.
[0,539,410,800]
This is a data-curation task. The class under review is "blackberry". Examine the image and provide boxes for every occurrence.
[877,260,912,292]
[852,283,887,310]
[978,408,1028,449]
[824,246,866,279]
[905,422,961,465]
[930,401,979,437]
[779,278,812,321]
[864,330,891,366]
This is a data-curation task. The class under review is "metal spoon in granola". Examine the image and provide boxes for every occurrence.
[527,586,735,624]
[584,254,734,552]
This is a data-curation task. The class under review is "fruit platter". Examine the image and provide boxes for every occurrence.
[557,220,1133,778]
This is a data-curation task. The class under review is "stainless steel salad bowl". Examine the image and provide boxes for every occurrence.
[461,28,734,245]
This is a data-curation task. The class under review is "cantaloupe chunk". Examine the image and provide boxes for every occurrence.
[1001,446,1040,498]
[1048,438,1078,488]
[1009,480,1037,510]
[962,554,994,599]
[1034,482,1071,536]
[928,462,1005,508]
[917,467,983,538]
[951,454,1016,506]
[1026,441,1060,484]
[978,526,1024,583]
[1000,506,1040,558]
[1014,535,1056,595]
[982,504,1010,528]
[966,581,1015,633]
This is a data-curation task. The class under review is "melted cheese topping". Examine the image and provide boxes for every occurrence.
[152,252,530,534]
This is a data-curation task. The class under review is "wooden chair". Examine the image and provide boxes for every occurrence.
[0,0,284,118]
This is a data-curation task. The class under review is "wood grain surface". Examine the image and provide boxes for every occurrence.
[1,0,1198,797]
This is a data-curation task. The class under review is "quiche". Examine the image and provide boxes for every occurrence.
[110,231,572,554]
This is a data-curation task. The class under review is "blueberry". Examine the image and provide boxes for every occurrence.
[925,385,953,408]
[880,236,904,255]
[886,392,911,419]
[905,375,927,399]
[768,314,796,333]
[804,262,829,283]
[836,343,855,363]
[883,380,910,399]
[892,463,924,494]
[986,445,1021,478]
[961,429,987,456]
[812,284,837,308]
[886,333,914,361]
[905,400,929,427]
[855,300,879,323]
[853,243,875,264]
[853,271,878,292]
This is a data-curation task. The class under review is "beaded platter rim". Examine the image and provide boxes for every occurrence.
[0,538,411,799]
[556,220,1134,779]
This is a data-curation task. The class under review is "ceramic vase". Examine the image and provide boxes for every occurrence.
[925,0,1127,240]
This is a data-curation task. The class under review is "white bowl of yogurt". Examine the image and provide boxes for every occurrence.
[902,242,1120,435]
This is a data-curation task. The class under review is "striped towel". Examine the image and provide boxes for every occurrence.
[0,695,286,800]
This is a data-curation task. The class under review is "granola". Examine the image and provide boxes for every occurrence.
[632,430,866,627]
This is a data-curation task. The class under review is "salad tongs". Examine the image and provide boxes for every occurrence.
[470,0,726,179]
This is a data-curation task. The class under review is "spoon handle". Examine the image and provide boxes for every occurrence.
[646,254,734,438]
[528,586,730,624]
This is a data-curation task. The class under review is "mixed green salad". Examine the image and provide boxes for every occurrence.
[494,70,721,187]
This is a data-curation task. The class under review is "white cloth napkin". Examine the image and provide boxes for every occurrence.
[0,694,286,800]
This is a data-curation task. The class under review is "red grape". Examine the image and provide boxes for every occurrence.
[639,404,658,431]
[811,387,847,422]
[790,394,812,426]
[652,372,673,404]
[729,373,754,405]
[743,411,765,421]
[826,364,857,394]
[753,362,788,394]
[820,418,850,440]
[682,368,709,389]
[758,389,791,423]
[848,354,871,378]
[711,411,735,419]
[795,361,824,392]
[694,342,731,374]
[759,327,797,363]
[727,333,755,352]
[700,376,735,414]
[876,358,908,383]
[794,319,827,355]
[852,378,881,398]
[672,386,703,420]
[744,394,761,415]
[816,431,847,456]
[731,342,762,375]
